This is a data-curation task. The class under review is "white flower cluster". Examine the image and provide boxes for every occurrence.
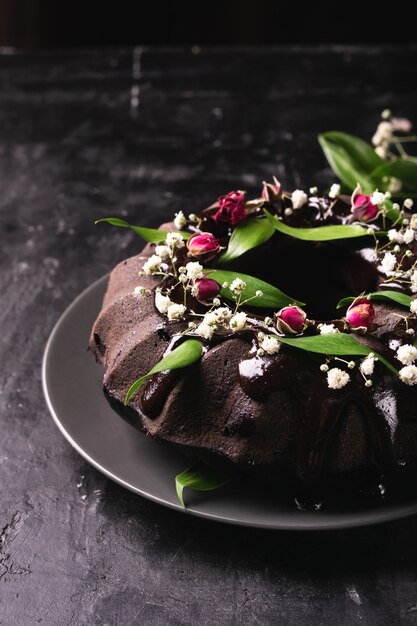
[328,183,341,199]
[291,189,308,209]
[396,344,417,366]
[229,278,247,295]
[318,323,339,335]
[142,254,164,275]
[387,228,415,245]
[327,368,350,390]
[372,114,412,158]
[192,306,245,339]
[154,290,187,321]
[174,211,187,229]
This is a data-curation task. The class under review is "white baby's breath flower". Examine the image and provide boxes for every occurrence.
[142,254,163,275]
[410,214,417,230]
[381,109,391,120]
[173,211,187,229]
[360,354,376,376]
[154,244,170,259]
[202,311,218,326]
[133,286,146,296]
[399,364,417,385]
[396,344,417,366]
[411,270,417,293]
[327,368,351,390]
[370,191,386,206]
[154,290,172,314]
[229,311,247,331]
[284,207,293,216]
[185,261,204,281]
[212,298,221,307]
[381,251,397,274]
[320,363,329,372]
[372,121,393,146]
[410,299,417,315]
[167,303,186,320]
[403,228,415,245]
[387,229,404,244]
[391,117,412,132]
[329,183,341,199]
[319,323,338,335]
[388,178,402,193]
[375,145,387,158]
[309,186,318,195]
[260,335,281,355]
[214,307,232,321]
[196,322,215,340]
[291,189,308,209]
[188,213,197,222]
[229,278,247,295]
[165,232,185,248]
[256,290,263,298]
[180,274,189,285]
[404,198,414,209]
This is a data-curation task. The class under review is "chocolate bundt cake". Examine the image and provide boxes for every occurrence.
[90,181,417,505]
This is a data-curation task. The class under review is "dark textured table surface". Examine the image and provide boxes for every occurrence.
[2,45,417,625]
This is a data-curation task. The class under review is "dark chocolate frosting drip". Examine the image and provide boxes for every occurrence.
[239,348,394,482]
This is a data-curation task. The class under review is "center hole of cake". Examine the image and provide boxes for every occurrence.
[226,237,379,320]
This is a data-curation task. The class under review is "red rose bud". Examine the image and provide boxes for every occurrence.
[194,277,221,301]
[213,190,247,226]
[262,177,281,202]
[346,297,375,331]
[351,194,379,222]
[186,232,220,261]
[275,305,307,335]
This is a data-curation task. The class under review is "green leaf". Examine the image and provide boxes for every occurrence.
[276,333,398,376]
[219,217,275,263]
[336,291,413,310]
[124,339,203,405]
[207,269,304,309]
[175,462,230,508]
[318,132,384,192]
[369,159,417,192]
[95,217,191,243]
[264,210,370,241]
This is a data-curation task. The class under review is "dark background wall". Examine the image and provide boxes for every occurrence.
[0,0,414,48]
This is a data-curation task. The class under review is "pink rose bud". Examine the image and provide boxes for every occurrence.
[194,277,221,301]
[346,297,375,331]
[186,232,221,261]
[262,177,281,202]
[213,190,247,226]
[351,194,379,222]
[275,305,307,335]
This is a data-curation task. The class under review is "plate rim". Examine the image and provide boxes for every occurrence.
[42,275,417,531]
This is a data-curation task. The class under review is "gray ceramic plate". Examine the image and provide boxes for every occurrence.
[42,275,417,530]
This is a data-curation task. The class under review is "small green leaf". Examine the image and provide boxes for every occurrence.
[124,339,203,405]
[264,210,370,241]
[318,132,383,192]
[276,333,398,376]
[207,269,304,309]
[95,217,191,243]
[175,462,230,508]
[336,291,413,310]
[369,159,417,192]
[219,217,275,263]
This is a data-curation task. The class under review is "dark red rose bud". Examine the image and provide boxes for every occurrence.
[351,194,379,222]
[262,177,281,202]
[346,297,375,331]
[186,232,221,261]
[194,277,221,301]
[213,190,247,226]
[275,305,307,335]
